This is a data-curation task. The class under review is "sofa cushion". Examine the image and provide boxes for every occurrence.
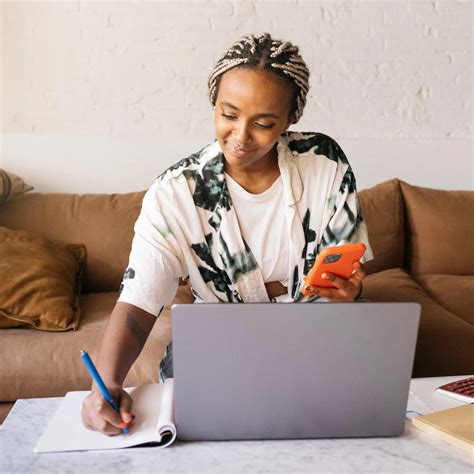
[362,268,474,377]
[0,227,86,331]
[358,179,404,275]
[0,285,194,401]
[414,274,474,327]
[0,170,33,204]
[0,191,146,293]
[400,181,474,275]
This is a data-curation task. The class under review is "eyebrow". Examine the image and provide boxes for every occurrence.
[220,101,279,119]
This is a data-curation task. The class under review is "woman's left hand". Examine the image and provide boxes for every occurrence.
[303,261,366,301]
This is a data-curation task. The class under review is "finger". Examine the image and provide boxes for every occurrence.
[82,418,95,431]
[315,287,341,300]
[302,284,319,297]
[92,417,124,436]
[82,394,102,431]
[96,398,125,429]
[82,394,125,435]
[321,272,349,291]
[119,391,134,424]
[351,269,366,285]
[351,261,366,282]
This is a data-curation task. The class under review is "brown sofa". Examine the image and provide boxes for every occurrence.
[1,178,473,423]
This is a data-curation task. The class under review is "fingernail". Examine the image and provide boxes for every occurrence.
[322,273,330,280]
[123,413,132,423]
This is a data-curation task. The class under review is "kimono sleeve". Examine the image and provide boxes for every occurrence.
[117,183,183,316]
[320,154,374,264]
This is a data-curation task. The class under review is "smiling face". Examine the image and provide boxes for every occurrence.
[214,67,294,175]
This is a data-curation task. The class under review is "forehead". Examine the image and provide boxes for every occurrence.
[217,67,293,112]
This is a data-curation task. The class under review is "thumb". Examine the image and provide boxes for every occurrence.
[119,390,133,423]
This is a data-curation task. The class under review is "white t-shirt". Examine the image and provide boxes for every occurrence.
[224,173,289,285]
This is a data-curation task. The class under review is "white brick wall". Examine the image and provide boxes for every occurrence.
[1,0,472,192]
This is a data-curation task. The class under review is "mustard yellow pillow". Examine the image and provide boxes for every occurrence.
[0,170,33,204]
[0,227,86,331]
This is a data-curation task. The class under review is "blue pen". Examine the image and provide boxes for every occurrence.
[80,350,129,434]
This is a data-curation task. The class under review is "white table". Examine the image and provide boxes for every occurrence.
[1,376,473,473]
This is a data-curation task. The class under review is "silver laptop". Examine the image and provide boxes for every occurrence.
[171,302,420,441]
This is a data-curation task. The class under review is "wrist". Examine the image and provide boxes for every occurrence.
[91,382,123,400]
[91,370,123,392]
[354,283,363,300]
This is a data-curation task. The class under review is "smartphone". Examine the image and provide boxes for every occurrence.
[301,243,366,295]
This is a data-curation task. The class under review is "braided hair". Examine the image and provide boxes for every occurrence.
[208,33,310,123]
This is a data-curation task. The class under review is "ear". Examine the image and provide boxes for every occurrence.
[285,110,296,130]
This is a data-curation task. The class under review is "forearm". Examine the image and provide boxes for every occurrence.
[94,302,157,388]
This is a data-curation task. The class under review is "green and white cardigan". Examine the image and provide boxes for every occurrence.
[119,130,372,310]
[118,131,373,379]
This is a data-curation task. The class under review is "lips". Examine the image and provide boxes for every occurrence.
[228,143,254,157]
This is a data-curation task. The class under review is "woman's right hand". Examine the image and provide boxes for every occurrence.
[81,386,134,436]
[80,302,156,435]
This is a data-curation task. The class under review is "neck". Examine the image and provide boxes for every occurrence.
[224,147,280,194]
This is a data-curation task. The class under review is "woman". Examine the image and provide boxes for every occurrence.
[82,33,373,435]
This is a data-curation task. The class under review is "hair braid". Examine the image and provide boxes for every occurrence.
[208,33,310,123]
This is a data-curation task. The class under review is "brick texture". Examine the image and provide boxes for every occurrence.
[1,1,472,192]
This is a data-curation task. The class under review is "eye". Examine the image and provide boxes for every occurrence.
[255,122,275,129]
[221,113,237,120]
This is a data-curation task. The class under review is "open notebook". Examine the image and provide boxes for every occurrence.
[34,380,176,453]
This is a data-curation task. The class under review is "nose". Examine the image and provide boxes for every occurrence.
[233,121,252,145]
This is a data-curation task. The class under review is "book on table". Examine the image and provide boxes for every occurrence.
[412,404,474,455]
[34,380,176,453]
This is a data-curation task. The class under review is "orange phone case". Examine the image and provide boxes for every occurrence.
[301,243,366,295]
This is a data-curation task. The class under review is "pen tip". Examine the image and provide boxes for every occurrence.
[80,350,85,355]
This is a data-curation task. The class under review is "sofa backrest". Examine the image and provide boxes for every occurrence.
[6,179,462,292]
[400,181,474,275]
[0,178,412,293]
[0,192,145,292]
[358,178,405,275]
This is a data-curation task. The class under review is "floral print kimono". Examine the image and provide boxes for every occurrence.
[118,131,373,380]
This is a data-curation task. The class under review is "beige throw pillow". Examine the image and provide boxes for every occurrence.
[0,170,33,204]
[400,181,474,275]
[358,179,404,274]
